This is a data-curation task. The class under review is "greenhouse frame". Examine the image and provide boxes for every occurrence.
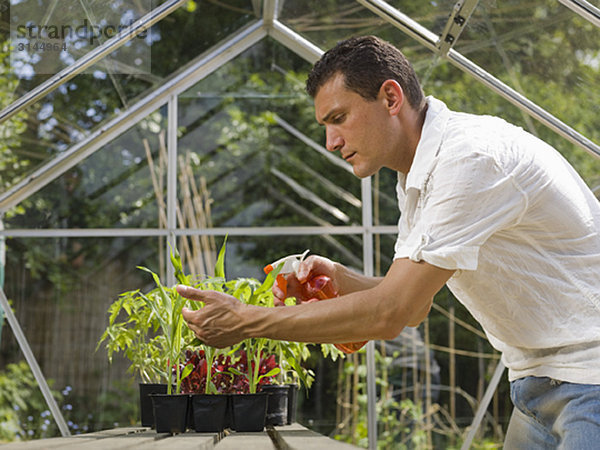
[1,0,599,448]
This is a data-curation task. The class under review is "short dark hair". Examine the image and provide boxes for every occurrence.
[306,35,425,110]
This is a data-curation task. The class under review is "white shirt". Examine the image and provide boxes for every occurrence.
[394,97,600,384]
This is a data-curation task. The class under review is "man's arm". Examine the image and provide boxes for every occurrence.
[179,257,454,348]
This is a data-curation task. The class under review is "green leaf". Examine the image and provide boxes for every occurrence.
[214,236,228,278]
[257,367,281,383]
[227,367,244,377]
[250,263,281,302]
[169,242,188,285]
[181,363,194,381]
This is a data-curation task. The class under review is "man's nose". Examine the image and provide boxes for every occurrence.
[326,128,344,152]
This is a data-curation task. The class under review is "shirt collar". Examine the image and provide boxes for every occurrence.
[404,96,450,191]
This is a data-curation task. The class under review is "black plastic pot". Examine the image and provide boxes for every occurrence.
[285,383,299,425]
[139,383,168,427]
[150,393,189,434]
[190,394,229,432]
[260,385,289,426]
[231,392,268,432]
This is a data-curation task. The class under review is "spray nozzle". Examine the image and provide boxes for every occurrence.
[263,249,310,277]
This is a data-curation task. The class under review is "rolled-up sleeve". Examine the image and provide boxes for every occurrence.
[394,152,528,271]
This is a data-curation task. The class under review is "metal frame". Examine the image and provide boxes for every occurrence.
[437,0,481,56]
[1,0,600,447]
[461,361,506,450]
[558,0,600,28]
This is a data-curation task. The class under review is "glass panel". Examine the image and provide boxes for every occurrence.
[177,38,363,229]
[280,0,599,192]
[4,107,167,229]
[2,236,161,435]
[278,0,446,115]
[2,0,256,192]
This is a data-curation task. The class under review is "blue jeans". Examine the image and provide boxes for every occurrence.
[504,376,600,449]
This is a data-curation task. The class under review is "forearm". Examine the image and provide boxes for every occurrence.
[244,288,400,344]
[334,262,383,296]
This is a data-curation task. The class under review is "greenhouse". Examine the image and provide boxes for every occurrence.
[1,0,599,448]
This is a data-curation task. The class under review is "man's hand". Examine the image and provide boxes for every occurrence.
[273,255,339,306]
[178,285,248,348]
[273,255,383,306]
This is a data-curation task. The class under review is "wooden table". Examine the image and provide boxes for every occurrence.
[0,424,360,449]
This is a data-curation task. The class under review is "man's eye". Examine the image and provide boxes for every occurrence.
[332,114,344,123]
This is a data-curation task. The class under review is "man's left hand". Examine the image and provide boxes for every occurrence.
[178,285,248,348]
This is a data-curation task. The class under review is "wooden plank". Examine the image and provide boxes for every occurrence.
[214,430,275,449]
[128,432,219,449]
[0,428,151,449]
[269,424,360,449]
[54,430,165,450]
[0,425,361,449]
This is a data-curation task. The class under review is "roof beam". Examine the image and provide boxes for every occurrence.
[558,0,600,28]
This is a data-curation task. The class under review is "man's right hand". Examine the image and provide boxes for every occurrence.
[273,255,340,306]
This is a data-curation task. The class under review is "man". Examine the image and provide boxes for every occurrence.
[178,36,600,447]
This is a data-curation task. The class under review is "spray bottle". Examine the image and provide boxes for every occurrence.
[264,250,367,354]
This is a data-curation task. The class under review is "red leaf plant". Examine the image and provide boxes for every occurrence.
[176,349,280,394]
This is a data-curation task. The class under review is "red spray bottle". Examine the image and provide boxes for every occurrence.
[264,250,367,354]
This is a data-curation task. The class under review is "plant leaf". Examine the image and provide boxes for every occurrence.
[181,363,194,381]
[214,236,228,278]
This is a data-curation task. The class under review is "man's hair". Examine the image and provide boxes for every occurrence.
[306,35,425,110]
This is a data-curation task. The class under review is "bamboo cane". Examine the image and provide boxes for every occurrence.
[178,155,205,276]
[199,175,216,275]
[344,357,352,436]
[175,203,196,276]
[351,352,360,445]
[183,155,211,276]
[424,317,433,449]
[336,356,344,433]
[449,303,456,447]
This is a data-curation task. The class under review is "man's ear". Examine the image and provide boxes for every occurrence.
[380,79,404,115]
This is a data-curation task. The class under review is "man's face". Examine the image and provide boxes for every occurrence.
[314,74,398,178]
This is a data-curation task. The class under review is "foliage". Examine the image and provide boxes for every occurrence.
[98,237,327,398]
[0,361,139,443]
[97,242,200,391]
[96,287,167,384]
[0,361,60,441]
[136,259,192,394]
[0,361,102,441]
